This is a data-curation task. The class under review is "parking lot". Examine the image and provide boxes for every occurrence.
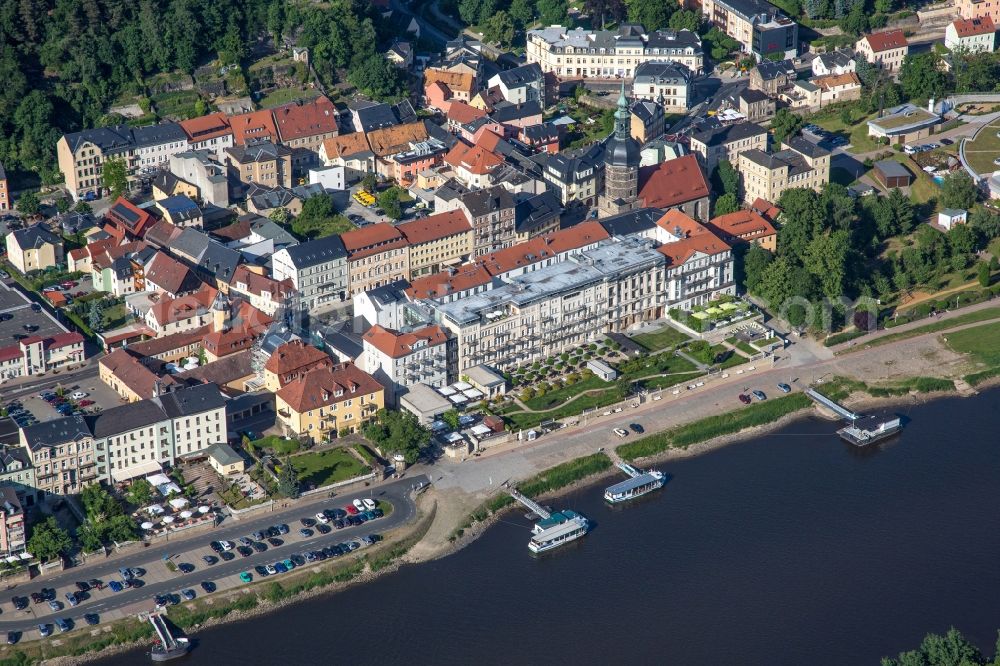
[4,499,389,642]
[17,379,126,424]
[0,284,68,347]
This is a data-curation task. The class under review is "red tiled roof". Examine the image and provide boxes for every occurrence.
[229,108,279,145]
[864,29,908,52]
[397,210,471,245]
[656,218,731,266]
[479,221,609,276]
[144,219,183,248]
[367,121,428,157]
[99,348,176,399]
[363,324,448,359]
[276,363,383,413]
[105,198,156,240]
[707,209,777,243]
[750,197,781,223]
[231,265,293,302]
[424,68,476,96]
[638,155,710,209]
[265,340,333,375]
[179,112,233,143]
[147,283,217,327]
[322,133,371,160]
[273,96,339,142]
[444,141,504,175]
[0,345,21,363]
[144,251,198,295]
[952,16,995,36]
[210,218,253,243]
[340,223,406,254]
[447,101,487,125]
[405,264,493,300]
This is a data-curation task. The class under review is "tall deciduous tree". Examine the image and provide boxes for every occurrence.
[939,171,977,210]
[102,157,128,201]
[27,516,73,562]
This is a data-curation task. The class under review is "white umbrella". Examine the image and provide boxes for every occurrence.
[198,506,210,514]
[162,516,174,524]
[179,510,193,519]
[140,522,154,530]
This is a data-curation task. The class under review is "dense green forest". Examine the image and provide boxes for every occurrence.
[0,0,404,184]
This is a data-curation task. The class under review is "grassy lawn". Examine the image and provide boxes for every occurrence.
[100,303,132,330]
[151,90,201,119]
[617,393,812,460]
[259,87,319,109]
[630,325,691,352]
[963,119,1000,175]
[640,372,703,390]
[218,484,270,510]
[619,353,698,381]
[506,390,625,430]
[845,307,1000,352]
[291,214,356,240]
[291,448,369,488]
[522,375,610,411]
[250,435,301,456]
[942,321,1000,367]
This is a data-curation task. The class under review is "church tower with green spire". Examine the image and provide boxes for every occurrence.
[598,81,641,218]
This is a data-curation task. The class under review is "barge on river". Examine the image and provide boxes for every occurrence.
[528,510,590,554]
[604,462,665,503]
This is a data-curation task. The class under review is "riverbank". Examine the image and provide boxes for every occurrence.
[404,376,999,567]
[17,372,1000,664]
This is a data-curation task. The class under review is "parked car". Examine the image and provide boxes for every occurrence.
[54,618,70,633]
[47,600,62,612]
[613,428,628,438]
[83,614,99,626]
[11,596,27,611]
[108,581,123,593]
[299,528,313,538]
[254,565,269,576]
[777,383,791,393]
[177,562,195,573]
[276,524,289,535]
[274,562,287,574]
[738,394,751,405]
[314,512,329,524]
[219,551,235,562]
[362,498,376,511]
[352,499,365,512]
[38,624,52,638]
[239,571,252,583]
[181,589,195,601]
[200,581,216,593]
[315,523,331,535]
[236,546,252,557]
[265,564,277,575]
[251,531,265,541]
[202,555,217,565]
[65,592,78,607]
[6,631,18,645]
[751,390,767,401]
[344,504,358,516]
[238,537,253,547]
[267,537,283,547]
[629,423,644,434]
[251,541,267,553]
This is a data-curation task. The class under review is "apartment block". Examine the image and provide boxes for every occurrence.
[0,332,85,384]
[527,24,704,78]
[224,141,293,188]
[701,0,798,59]
[0,487,25,555]
[632,61,692,112]
[5,226,63,274]
[398,210,474,278]
[57,122,188,201]
[689,121,768,172]
[275,364,385,442]
[272,235,348,314]
[435,237,667,372]
[737,136,831,203]
[363,324,452,401]
[342,224,411,295]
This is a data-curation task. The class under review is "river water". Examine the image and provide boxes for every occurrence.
[102,390,1000,665]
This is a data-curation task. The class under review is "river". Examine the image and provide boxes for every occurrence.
[101,389,1000,665]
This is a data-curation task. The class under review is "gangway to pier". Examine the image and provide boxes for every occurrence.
[147,612,177,650]
[616,461,642,479]
[805,388,862,422]
[509,488,550,520]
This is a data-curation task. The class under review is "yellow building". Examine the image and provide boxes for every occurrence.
[397,210,473,279]
[275,364,385,443]
[5,226,64,275]
[206,443,245,476]
[737,137,831,205]
[224,141,292,188]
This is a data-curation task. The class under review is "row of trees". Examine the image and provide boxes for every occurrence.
[881,626,1000,666]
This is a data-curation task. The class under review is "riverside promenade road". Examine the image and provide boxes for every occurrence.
[425,316,977,500]
[0,475,427,641]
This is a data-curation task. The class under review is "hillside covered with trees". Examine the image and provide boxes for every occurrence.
[0,0,403,184]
